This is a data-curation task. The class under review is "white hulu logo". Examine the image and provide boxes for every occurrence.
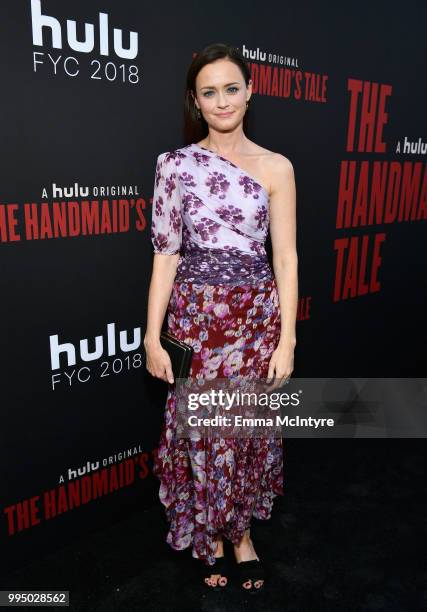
[50,323,141,370]
[30,0,139,59]
[68,461,100,480]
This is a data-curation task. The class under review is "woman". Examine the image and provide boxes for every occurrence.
[144,43,297,593]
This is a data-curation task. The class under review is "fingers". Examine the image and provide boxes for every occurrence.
[164,362,174,384]
[265,371,292,391]
[265,361,276,389]
[146,351,174,384]
[266,362,275,382]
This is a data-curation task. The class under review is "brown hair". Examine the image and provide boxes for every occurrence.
[183,43,252,144]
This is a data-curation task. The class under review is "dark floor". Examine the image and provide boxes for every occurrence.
[2,440,426,612]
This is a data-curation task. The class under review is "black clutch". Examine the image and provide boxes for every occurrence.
[159,331,194,379]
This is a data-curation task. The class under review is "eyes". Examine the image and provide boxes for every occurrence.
[202,86,239,97]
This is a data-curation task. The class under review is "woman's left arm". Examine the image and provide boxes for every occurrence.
[267,154,298,389]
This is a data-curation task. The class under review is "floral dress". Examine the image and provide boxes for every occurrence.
[150,143,284,566]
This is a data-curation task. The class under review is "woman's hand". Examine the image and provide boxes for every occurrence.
[265,340,295,391]
[144,338,175,384]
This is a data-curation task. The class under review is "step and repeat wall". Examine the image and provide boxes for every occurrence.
[1,0,426,572]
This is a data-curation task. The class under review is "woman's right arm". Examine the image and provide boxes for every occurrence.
[144,254,179,384]
[144,151,183,384]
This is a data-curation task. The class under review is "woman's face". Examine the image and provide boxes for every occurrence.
[194,58,252,131]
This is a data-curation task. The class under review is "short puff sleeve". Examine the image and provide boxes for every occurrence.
[151,152,182,254]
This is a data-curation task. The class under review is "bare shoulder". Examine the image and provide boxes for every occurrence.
[245,143,293,198]
[265,149,294,174]
[250,142,292,172]
[259,151,294,200]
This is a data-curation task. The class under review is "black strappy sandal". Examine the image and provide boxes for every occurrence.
[235,557,266,593]
[202,555,230,590]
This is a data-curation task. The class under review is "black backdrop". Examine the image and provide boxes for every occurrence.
[1,0,426,574]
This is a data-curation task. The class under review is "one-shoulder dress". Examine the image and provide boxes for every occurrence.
[150,142,284,566]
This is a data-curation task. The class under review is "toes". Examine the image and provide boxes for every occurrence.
[205,574,219,586]
[205,572,228,588]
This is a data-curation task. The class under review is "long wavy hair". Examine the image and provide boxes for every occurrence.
[183,43,252,144]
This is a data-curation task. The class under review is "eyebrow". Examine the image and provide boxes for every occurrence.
[200,82,240,90]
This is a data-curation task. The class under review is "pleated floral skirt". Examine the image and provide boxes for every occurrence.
[152,278,284,566]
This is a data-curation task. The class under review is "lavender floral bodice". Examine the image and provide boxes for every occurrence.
[151,143,274,285]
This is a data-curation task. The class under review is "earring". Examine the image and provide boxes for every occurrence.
[196,107,201,120]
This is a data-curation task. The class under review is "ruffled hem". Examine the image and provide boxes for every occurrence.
[152,411,284,566]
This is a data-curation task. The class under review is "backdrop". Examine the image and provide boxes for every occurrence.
[1,0,426,573]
